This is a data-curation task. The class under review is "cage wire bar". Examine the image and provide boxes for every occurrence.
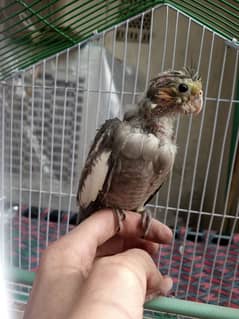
[1,1,239,319]
[0,0,238,80]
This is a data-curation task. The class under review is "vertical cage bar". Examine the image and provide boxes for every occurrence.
[175,24,205,295]
[9,79,14,266]
[144,8,154,89]
[185,32,216,300]
[183,17,191,67]
[228,199,239,306]
[18,72,25,269]
[46,54,59,248]
[194,45,228,300]
[95,33,105,129]
[120,20,129,108]
[218,208,239,305]
[157,5,170,270]
[166,8,182,275]
[107,27,117,119]
[132,13,144,105]
[224,55,239,215]
[199,46,228,214]
[214,50,239,305]
[57,48,70,239]
[187,31,215,216]
[206,48,238,303]
[146,9,157,218]
[171,10,179,69]
[196,27,205,74]
[82,42,91,164]
[161,6,168,72]
[66,44,81,233]
[28,65,36,271]
[37,60,46,264]
[0,85,5,265]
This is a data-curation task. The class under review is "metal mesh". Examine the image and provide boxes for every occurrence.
[0,0,238,79]
[1,3,239,318]
[116,12,151,42]
[4,73,84,182]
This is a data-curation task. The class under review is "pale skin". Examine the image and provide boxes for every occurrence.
[23,209,173,319]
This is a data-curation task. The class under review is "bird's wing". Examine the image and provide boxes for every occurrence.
[76,118,121,220]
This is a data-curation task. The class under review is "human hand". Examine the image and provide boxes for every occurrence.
[23,209,173,319]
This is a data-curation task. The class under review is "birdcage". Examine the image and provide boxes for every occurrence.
[0,1,239,318]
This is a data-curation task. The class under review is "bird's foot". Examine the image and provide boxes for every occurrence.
[141,208,153,238]
[113,208,126,232]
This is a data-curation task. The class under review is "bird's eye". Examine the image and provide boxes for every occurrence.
[178,83,188,93]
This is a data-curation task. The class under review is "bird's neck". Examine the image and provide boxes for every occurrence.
[147,115,175,138]
[138,99,175,139]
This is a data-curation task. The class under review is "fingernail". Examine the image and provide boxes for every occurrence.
[145,292,160,302]
[159,276,173,296]
[151,247,160,259]
[165,227,173,243]
[146,276,173,302]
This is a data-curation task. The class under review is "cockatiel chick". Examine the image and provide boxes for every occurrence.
[76,69,203,236]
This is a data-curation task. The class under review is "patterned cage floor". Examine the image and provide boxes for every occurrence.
[4,205,239,309]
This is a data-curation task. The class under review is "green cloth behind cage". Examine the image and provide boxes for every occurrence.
[0,0,238,79]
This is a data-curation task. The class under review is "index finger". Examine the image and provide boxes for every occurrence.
[63,209,172,259]
[43,209,172,278]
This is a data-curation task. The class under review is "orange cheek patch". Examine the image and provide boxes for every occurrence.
[158,89,173,101]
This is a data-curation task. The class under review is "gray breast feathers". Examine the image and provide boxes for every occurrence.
[77,118,176,220]
[114,123,177,173]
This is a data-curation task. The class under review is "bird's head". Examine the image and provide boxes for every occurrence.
[145,68,203,116]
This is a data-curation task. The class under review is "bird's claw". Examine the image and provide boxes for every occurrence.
[141,209,153,238]
[113,208,153,237]
[113,208,126,232]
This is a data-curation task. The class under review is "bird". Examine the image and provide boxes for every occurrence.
[76,68,203,236]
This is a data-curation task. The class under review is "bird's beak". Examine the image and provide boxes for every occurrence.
[190,90,203,114]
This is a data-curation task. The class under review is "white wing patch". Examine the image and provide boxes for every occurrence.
[80,151,111,208]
